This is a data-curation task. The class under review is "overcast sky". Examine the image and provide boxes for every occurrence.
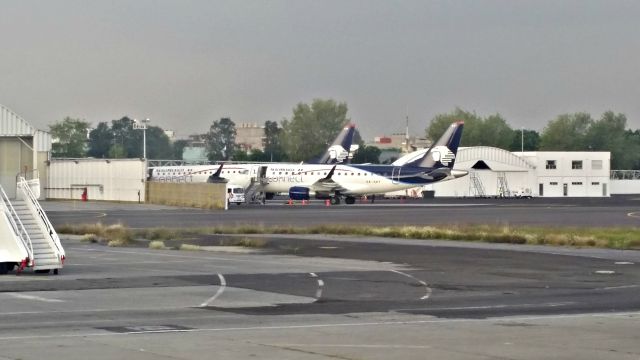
[1,0,639,140]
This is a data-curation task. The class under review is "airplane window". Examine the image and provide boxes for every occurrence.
[324,172,327,175]
[279,172,282,175]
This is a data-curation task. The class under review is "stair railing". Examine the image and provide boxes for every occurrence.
[0,184,34,264]
[16,177,65,260]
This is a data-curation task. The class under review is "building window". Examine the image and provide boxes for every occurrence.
[592,160,603,170]
[549,182,558,185]
[592,182,600,185]
[546,160,557,169]
[572,182,583,185]
[572,160,583,170]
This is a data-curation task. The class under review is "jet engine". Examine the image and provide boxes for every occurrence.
[289,186,311,200]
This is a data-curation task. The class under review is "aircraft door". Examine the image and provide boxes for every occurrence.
[392,167,401,184]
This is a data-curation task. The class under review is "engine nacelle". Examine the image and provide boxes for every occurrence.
[289,186,311,200]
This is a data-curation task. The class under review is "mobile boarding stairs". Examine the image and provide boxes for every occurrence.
[0,177,65,275]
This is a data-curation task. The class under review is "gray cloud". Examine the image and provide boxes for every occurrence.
[1,0,639,140]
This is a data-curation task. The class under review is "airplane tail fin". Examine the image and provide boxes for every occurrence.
[406,121,464,169]
[311,124,356,164]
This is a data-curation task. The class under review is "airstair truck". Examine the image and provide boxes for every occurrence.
[0,189,30,274]
[0,178,65,275]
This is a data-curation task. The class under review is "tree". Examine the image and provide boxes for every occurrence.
[281,99,349,162]
[88,122,113,158]
[352,145,381,164]
[87,117,173,159]
[263,120,286,161]
[231,149,249,161]
[508,129,540,152]
[539,113,592,150]
[49,117,90,157]
[426,108,513,148]
[143,126,173,159]
[171,139,189,160]
[206,117,236,161]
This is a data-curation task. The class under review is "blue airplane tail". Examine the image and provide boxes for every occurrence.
[406,121,464,169]
[311,124,356,164]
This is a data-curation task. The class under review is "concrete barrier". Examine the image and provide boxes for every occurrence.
[146,182,227,210]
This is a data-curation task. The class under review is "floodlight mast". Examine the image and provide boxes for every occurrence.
[133,118,150,159]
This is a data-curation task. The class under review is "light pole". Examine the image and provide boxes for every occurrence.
[133,118,151,158]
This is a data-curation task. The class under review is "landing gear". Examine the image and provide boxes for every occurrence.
[330,197,341,205]
[345,196,356,205]
[0,262,9,275]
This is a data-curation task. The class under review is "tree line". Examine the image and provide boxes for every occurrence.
[49,101,640,169]
[426,108,640,169]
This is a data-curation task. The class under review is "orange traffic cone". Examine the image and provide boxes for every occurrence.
[325,199,330,206]
[288,199,293,205]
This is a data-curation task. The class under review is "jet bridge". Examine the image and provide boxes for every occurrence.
[0,177,65,275]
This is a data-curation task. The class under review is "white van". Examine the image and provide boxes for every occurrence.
[226,184,246,205]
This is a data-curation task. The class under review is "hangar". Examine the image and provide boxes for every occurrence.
[0,104,50,198]
[426,147,611,197]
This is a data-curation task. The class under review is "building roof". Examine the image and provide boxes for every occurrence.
[0,104,36,136]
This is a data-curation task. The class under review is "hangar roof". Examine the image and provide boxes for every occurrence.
[455,146,536,172]
[0,104,51,151]
[0,104,36,136]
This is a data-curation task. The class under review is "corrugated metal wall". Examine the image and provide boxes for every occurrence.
[0,104,51,198]
[48,159,147,202]
[0,104,35,136]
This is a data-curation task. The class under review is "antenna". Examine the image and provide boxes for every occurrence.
[405,106,410,153]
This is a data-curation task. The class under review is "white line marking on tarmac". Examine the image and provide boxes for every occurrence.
[200,274,226,307]
[1,311,639,341]
[627,211,640,219]
[390,270,432,300]
[7,294,64,303]
[615,262,634,265]
[309,273,324,299]
[600,285,639,291]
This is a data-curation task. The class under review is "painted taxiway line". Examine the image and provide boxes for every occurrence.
[199,274,226,307]
[6,294,65,303]
[309,273,324,299]
[390,270,432,300]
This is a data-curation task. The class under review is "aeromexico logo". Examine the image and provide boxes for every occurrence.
[327,145,349,162]
[430,146,456,166]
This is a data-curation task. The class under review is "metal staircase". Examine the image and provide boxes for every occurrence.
[245,165,269,204]
[0,177,65,275]
[468,171,486,198]
[497,172,511,197]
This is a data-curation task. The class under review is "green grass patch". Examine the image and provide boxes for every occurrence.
[179,244,202,251]
[56,223,640,249]
[149,240,169,250]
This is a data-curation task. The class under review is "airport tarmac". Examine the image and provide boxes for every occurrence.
[1,197,638,359]
[2,232,640,358]
[44,195,640,228]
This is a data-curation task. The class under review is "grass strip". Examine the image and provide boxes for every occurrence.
[56,223,640,249]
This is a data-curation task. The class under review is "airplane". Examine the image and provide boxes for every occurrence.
[148,124,357,190]
[259,121,466,204]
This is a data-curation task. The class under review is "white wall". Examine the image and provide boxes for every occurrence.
[48,159,146,202]
[610,180,640,194]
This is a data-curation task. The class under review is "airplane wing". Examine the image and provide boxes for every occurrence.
[306,165,351,194]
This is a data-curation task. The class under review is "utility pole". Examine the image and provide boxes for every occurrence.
[133,118,151,158]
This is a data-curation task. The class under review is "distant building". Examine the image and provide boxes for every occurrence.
[367,133,430,152]
[235,123,265,152]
